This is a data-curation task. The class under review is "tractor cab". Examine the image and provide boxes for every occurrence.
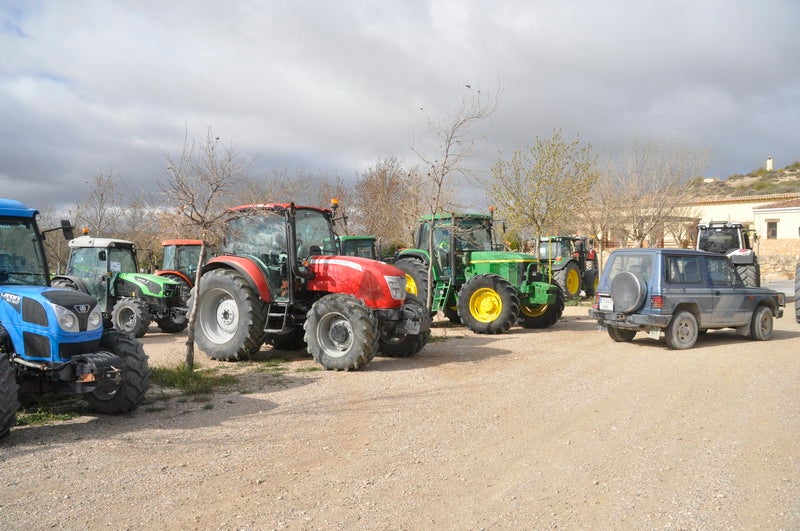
[0,215,51,287]
[414,213,494,281]
[221,205,338,302]
[339,235,379,260]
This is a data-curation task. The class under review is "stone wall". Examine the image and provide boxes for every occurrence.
[757,238,800,280]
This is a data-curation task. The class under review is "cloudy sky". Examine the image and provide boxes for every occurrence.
[2,0,799,211]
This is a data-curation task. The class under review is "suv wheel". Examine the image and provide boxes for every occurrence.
[610,271,646,314]
[665,311,698,350]
[749,306,773,341]
[607,326,636,342]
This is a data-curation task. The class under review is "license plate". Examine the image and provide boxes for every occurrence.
[599,297,613,311]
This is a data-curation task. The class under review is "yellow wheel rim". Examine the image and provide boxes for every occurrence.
[520,303,548,318]
[592,274,599,292]
[469,288,502,323]
[566,268,581,296]
[405,274,418,296]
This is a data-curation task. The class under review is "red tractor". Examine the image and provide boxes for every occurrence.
[154,239,208,305]
[190,203,431,370]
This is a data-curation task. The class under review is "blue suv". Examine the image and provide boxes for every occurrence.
[589,248,784,349]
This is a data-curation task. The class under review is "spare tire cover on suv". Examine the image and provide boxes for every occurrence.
[610,271,647,314]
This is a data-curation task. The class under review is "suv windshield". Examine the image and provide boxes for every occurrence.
[607,253,654,282]
[0,217,48,286]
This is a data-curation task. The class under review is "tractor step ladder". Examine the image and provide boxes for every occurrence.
[264,303,290,333]
[431,278,453,311]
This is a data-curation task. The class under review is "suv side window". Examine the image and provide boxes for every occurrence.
[706,256,736,286]
[666,256,702,284]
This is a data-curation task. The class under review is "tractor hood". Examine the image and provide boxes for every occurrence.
[467,250,539,264]
[0,286,103,361]
[307,256,407,309]
[115,273,180,298]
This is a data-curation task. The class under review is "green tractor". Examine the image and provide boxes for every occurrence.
[393,212,563,334]
[51,235,187,338]
[339,235,379,260]
[537,236,599,300]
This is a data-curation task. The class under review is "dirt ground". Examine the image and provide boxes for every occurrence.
[1,303,799,529]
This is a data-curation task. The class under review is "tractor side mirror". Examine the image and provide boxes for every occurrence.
[61,220,74,240]
[98,250,107,261]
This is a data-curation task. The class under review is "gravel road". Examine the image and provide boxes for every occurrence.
[1,303,799,529]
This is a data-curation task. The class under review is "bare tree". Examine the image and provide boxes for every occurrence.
[350,158,426,249]
[488,129,598,243]
[611,137,708,247]
[159,127,246,369]
[413,86,498,307]
[71,168,127,236]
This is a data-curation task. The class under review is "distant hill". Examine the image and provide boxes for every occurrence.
[690,162,800,197]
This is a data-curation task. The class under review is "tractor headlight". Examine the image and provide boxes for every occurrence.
[384,275,407,301]
[87,308,103,331]
[53,305,79,332]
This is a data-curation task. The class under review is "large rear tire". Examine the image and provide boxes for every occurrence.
[795,263,800,324]
[111,297,151,338]
[457,274,519,334]
[519,289,564,329]
[665,310,698,350]
[192,269,267,361]
[378,294,431,357]
[0,354,20,440]
[736,263,760,287]
[394,258,430,303]
[84,330,150,414]
[554,262,582,300]
[305,294,379,370]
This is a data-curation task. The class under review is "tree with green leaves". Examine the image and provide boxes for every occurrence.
[488,129,598,242]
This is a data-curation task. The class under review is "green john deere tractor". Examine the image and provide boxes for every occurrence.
[339,235,379,260]
[393,212,563,334]
[51,235,187,337]
[537,236,599,300]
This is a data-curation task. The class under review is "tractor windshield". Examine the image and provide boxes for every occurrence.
[539,239,574,260]
[0,217,48,286]
[296,209,337,256]
[454,218,493,252]
[68,246,138,276]
[698,228,740,254]
[163,244,203,275]
[223,210,286,256]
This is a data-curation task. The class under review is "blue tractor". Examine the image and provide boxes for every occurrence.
[0,198,150,439]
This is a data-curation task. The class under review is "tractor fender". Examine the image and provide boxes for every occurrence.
[307,256,405,309]
[202,256,271,302]
[154,269,194,286]
[50,275,92,294]
[394,249,430,265]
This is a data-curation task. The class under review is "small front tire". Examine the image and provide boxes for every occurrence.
[305,294,379,370]
[111,297,151,338]
[84,330,151,415]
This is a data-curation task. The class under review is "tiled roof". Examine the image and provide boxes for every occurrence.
[754,197,800,210]
[690,192,800,205]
